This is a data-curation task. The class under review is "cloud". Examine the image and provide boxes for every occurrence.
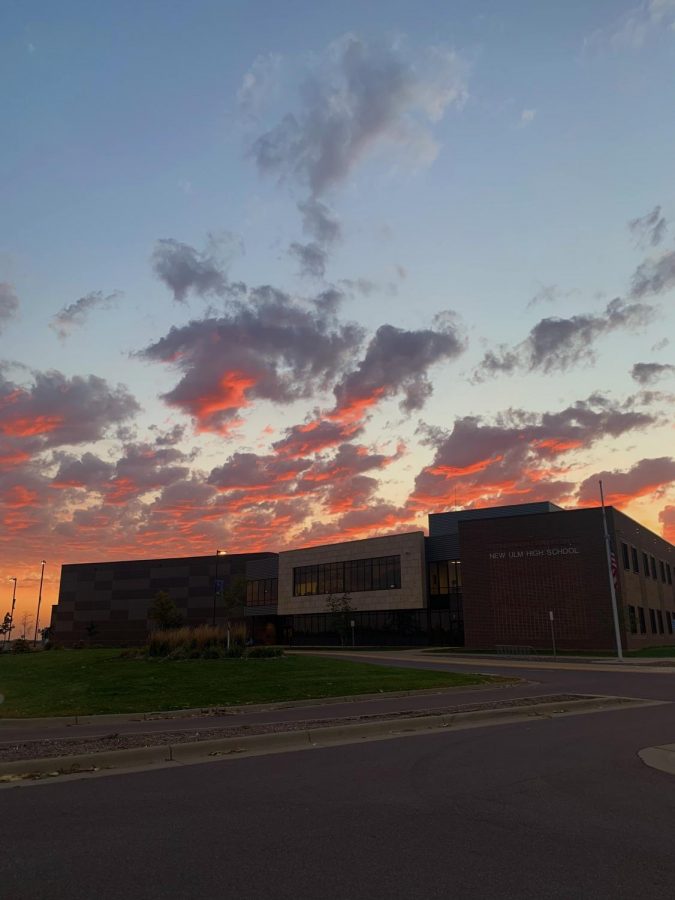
[576,457,675,506]
[520,108,536,125]
[331,314,466,421]
[249,34,467,197]
[629,247,675,298]
[659,504,675,542]
[298,198,342,245]
[151,234,244,302]
[273,418,364,458]
[288,198,342,278]
[588,0,675,50]
[50,290,121,340]
[475,298,656,379]
[0,369,140,456]
[409,394,656,512]
[629,205,667,248]
[288,241,328,278]
[237,53,282,117]
[0,283,19,333]
[139,286,363,433]
[630,362,675,384]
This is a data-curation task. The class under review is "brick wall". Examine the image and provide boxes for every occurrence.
[461,509,620,651]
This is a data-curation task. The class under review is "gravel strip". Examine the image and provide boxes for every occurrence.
[0,694,596,762]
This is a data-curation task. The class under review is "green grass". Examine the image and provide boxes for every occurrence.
[627,646,675,658]
[0,650,498,718]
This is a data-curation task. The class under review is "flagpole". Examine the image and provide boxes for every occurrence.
[599,480,623,660]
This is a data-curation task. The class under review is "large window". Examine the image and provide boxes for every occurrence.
[649,608,657,633]
[621,542,630,570]
[293,555,401,597]
[631,547,639,574]
[627,605,637,635]
[643,552,650,577]
[246,578,278,606]
[638,607,646,634]
[428,561,462,595]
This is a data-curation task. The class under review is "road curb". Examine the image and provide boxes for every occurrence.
[0,695,661,784]
[638,743,675,776]
[0,679,515,729]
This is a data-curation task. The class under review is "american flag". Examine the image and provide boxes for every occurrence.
[610,548,618,588]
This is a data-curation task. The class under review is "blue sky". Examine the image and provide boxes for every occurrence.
[1,0,674,619]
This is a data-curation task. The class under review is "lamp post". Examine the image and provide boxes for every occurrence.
[34,559,46,644]
[6,578,17,645]
[212,549,227,627]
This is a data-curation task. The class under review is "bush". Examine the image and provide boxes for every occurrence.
[246,645,284,658]
[145,625,284,660]
[148,624,233,658]
[12,638,31,654]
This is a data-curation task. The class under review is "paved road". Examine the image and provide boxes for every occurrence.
[2,698,675,899]
[2,656,675,899]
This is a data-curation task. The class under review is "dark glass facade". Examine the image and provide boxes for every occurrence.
[246,578,278,607]
[280,608,463,646]
[292,555,401,597]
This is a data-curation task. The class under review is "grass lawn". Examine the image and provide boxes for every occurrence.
[627,646,675,658]
[0,650,498,718]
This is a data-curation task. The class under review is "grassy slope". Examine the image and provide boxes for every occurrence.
[0,650,495,718]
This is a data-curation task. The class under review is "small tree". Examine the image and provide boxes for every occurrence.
[1,612,12,641]
[220,576,247,650]
[85,621,98,644]
[20,613,33,640]
[148,591,183,631]
[326,593,355,646]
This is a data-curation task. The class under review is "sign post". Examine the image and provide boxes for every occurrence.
[549,610,556,659]
[350,619,355,648]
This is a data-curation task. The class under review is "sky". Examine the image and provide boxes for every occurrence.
[1,0,674,629]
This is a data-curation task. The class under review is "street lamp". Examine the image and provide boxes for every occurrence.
[5,578,17,645]
[34,560,46,644]
[212,549,227,627]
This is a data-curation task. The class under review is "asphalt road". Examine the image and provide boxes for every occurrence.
[2,657,675,900]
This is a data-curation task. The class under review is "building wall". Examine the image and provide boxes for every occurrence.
[277,531,427,616]
[460,509,621,650]
[50,552,274,645]
[610,508,675,650]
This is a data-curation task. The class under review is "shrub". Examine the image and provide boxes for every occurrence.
[12,638,31,654]
[246,645,284,658]
[148,624,231,658]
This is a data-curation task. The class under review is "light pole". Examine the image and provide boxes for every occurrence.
[212,549,227,627]
[6,578,17,645]
[34,559,46,644]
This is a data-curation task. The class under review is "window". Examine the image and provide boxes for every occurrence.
[638,607,646,634]
[657,610,664,635]
[643,552,650,577]
[650,556,657,579]
[667,613,673,636]
[621,542,630,570]
[292,555,401,597]
[649,608,657,633]
[246,578,278,607]
[660,560,667,583]
[627,605,637,635]
[667,564,673,586]
[631,547,639,573]
[428,561,462,596]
